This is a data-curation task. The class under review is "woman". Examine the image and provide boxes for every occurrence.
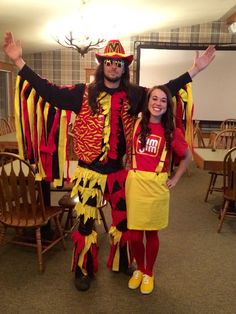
[126,85,192,294]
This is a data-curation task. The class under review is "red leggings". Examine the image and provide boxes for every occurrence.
[129,230,159,276]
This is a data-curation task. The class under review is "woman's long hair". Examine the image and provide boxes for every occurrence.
[139,85,175,151]
[87,61,131,114]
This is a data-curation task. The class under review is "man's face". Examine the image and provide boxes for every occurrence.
[103,58,125,83]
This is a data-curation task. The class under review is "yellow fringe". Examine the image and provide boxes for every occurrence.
[109,226,122,271]
[185,83,194,152]
[172,83,194,151]
[78,230,97,275]
[35,97,46,181]
[71,166,107,223]
[98,92,111,161]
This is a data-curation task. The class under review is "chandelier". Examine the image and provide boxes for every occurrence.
[55,32,106,57]
[227,12,236,34]
[53,0,106,57]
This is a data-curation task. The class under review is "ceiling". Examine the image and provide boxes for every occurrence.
[1,0,236,54]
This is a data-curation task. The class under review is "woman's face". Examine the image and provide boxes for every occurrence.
[148,88,168,123]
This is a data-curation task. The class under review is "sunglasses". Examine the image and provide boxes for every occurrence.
[104,59,125,68]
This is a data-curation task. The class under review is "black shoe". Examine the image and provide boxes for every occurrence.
[120,264,136,276]
[118,245,136,275]
[74,275,91,291]
[74,267,91,291]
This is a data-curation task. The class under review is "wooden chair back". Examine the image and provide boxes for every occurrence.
[220,119,236,130]
[193,120,205,148]
[212,129,236,151]
[7,116,16,132]
[0,152,46,226]
[0,118,11,136]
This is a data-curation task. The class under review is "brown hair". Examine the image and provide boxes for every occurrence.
[87,61,131,114]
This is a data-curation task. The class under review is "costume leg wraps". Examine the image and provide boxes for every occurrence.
[106,168,133,271]
[70,166,107,275]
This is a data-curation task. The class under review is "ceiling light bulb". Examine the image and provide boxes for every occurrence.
[228,22,236,34]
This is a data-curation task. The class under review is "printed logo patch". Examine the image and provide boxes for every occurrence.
[136,134,161,157]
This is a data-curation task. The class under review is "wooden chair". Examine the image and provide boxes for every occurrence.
[204,129,236,202]
[217,147,236,233]
[7,116,16,132]
[58,192,109,234]
[0,118,11,136]
[58,193,80,234]
[212,129,236,151]
[220,118,236,130]
[0,152,66,272]
[193,120,205,148]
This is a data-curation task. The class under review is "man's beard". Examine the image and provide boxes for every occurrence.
[104,73,121,83]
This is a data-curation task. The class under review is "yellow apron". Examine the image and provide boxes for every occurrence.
[126,119,170,230]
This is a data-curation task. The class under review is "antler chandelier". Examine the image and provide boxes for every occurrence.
[55,31,106,57]
[53,0,106,57]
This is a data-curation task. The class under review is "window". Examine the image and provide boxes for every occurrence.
[85,68,95,83]
[0,61,14,118]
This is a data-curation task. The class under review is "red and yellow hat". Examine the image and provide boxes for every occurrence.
[95,39,133,66]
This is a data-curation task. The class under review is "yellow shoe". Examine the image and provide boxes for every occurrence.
[128,270,143,289]
[140,274,154,294]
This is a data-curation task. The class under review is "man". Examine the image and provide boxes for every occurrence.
[3,32,215,291]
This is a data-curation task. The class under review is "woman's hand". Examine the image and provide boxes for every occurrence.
[166,177,178,189]
[166,148,192,189]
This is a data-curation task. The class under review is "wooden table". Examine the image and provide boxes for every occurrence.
[0,132,18,151]
[193,148,229,172]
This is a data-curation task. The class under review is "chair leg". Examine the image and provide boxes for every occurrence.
[205,173,216,202]
[54,215,66,249]
[64,208,73,231]
[35,228,44,273]
[0,224,7,245]
[210,174,217,194]
[217,200,229,233]
[61,206,79,234]
[68,209,79,233]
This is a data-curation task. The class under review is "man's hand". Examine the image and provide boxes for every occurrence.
[3,32,25,69]
[189,45,216,78]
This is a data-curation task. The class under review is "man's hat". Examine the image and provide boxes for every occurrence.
[95,39,133,66]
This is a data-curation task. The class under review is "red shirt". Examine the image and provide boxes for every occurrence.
[133,122,188,172]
